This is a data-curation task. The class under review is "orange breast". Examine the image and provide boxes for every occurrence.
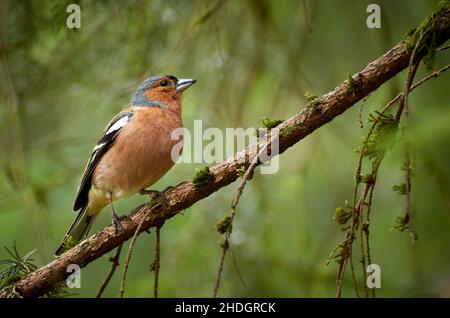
[92,107,183,199]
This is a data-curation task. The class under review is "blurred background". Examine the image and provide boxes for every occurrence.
[1,0,449,297]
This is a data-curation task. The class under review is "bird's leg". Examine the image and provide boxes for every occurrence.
[139,189,169,209]
[106,191,124,235]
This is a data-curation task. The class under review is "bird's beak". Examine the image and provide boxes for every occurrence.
[176,78,197,92]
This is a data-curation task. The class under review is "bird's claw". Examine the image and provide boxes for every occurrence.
[112,212,125,235]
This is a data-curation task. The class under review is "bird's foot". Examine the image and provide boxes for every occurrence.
[112,212,125,235]
[107,190,125,235]
[139,189,169,209]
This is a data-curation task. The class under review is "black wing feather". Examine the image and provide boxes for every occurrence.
[73,111,134,211]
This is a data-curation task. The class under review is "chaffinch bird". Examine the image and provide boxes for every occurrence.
[55,75,196,255]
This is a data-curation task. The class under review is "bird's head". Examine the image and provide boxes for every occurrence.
[131,75,196,109]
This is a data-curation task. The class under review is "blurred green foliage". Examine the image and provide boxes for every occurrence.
[0,0,449,297]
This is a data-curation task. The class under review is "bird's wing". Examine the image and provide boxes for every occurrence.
[73,111,134,211]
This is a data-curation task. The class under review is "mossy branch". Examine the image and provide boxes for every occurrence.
[2,3,450,298]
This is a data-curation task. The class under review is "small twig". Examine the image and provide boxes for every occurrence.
[395,32,424,121]
[336,182,371,297]
[404,139,417,246]
[96,243,123,298]
[381,64,450,113]
[153,226,161,298]
[395,62,420,120]
[348,182,373,299]
[213,234,229,298]
[119,204,159,298]
[213,130,277,297]
[396,33,423,245]
[336,258,348,298]
[359,95,370,128]
[437,44,450,51]
[365,185,376,298]
[349,251,359,298]
[326,244,342,266]
[359,172,377,298]
[410,63,450,88]
[359,209,369,298]
[229,244,246,287]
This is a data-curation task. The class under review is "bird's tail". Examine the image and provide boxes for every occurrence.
[55,206,97,256]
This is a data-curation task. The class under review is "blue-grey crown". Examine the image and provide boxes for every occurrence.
[130,75,178,107]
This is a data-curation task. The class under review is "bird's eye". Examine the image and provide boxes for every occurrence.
[160,80,168,87]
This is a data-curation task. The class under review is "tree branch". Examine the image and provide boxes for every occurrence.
[3,3,450,298]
